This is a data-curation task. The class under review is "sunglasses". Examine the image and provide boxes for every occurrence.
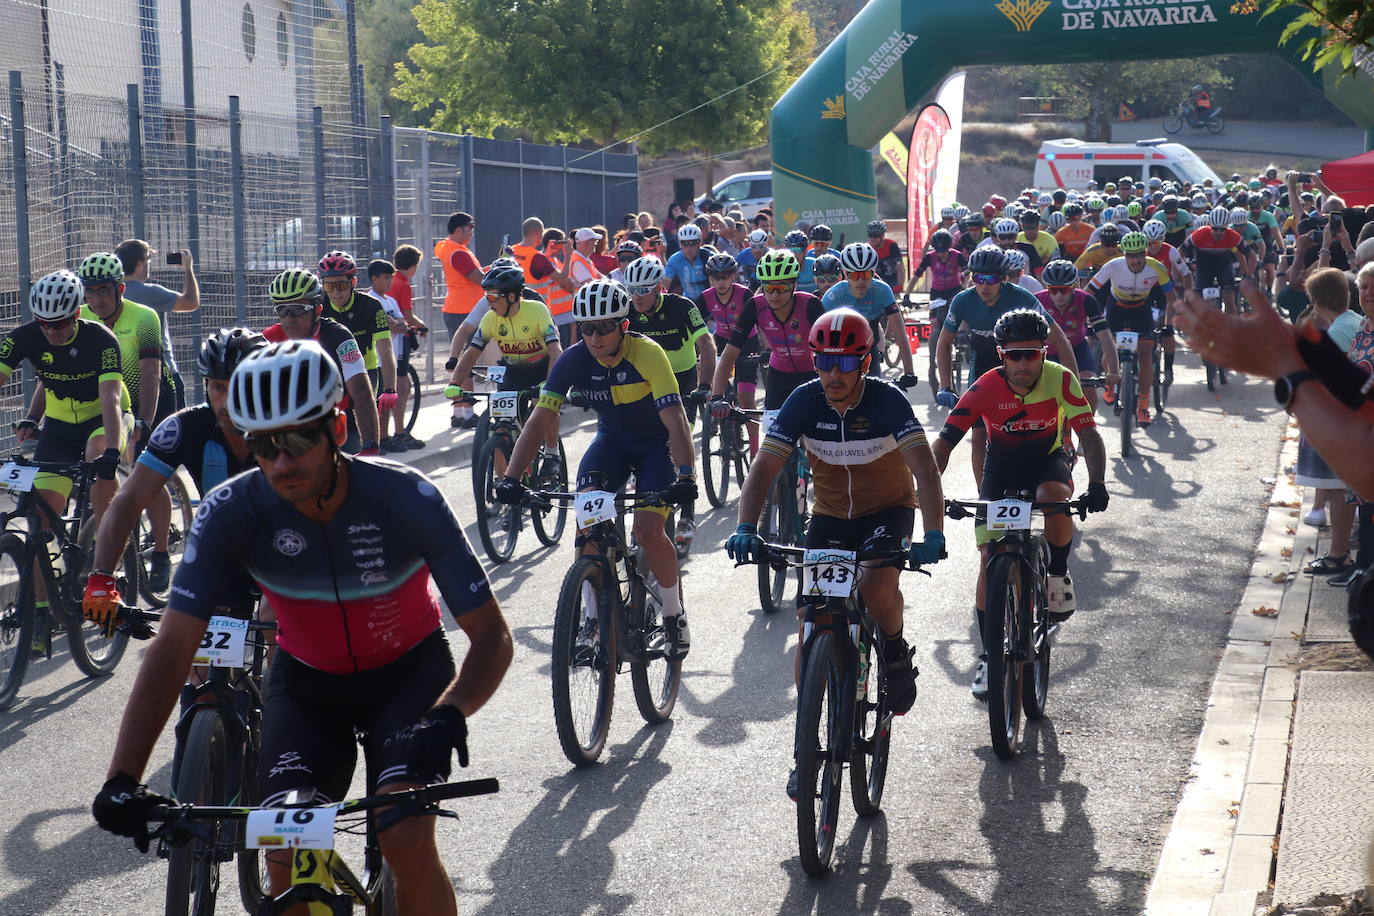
[580,320,621,337]
[971,273,1003,285]
[617,253,637,262]
[1047,285,1075,295]
[245,421,331,460]
[627,284,657,297]
[38,316,74,330]
[275,304,314,318]
[680,241,702,247]
[814,353,865,373]
[321,279,351,291]
[996,234,1018,242]
[998,347,1046,362]
[708,271,736,280]
[845,270,873,280]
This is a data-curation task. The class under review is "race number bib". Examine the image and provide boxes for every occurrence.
[802,548,858,598]
[0,463,38,493]
[246,806,337,850]
[1203,287,1221,301]
[930,298,947,309]
[194,615,248,668]
[485,365,507,385]
[575,491,617,528]
[1114,331,1139,350]
[987,499,1032,532]
[762,410,780,437]
[489,392,519,420]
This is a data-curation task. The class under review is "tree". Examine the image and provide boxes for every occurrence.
[1231,0,1374,78]
[1035,58,1232,140]
[393,0,812,159]
[357,0,429,126]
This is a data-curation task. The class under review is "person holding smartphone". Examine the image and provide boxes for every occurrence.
[114,239,200,413]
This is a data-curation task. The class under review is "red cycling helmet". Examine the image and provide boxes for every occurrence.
[809,307,873,356]
[317,250,357,279]
[981,203,998,219]
[989,194,1008,208]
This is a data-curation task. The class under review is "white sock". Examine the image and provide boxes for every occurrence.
[658,581,682,618]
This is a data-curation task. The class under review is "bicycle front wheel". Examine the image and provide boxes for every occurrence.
[403,362,422,435]
[551,558,616,766]
[796,631,850,876]
[1163,114,1182,134]
[0,533,35,711]
[67,523,133,677]
[1023,550,1053,721]
[628,572,682,724]
[757,478,792,615]
[732,418,752,486]
[850,630,891,817]
[1119,362,1136,458]
[530,439,569,547]
[986,554,1025,760]
[701,413,728,509]
[166,710,231,916]
[473,437,520,564]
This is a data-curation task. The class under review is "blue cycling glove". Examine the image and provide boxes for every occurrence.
[936,388,958,409]
[908,530,946,566]
[725,523,763,564]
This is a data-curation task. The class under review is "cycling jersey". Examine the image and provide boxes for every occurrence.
[629,293,708,374]
[138,403,253,495]
[1149,242,1190,280]
[735,248,761,287]
[914,250,966,291]
[1185,227,1247,291]
[796,251,818,295]
[325,291,391,371]
[80,299,171,411]
[468,299,557,365]
[1151,211,1193,247]
[1034,289,1106,350]
[0,319,129,423]
[538,332,681,436]
[664,250,709,300]
[955,231,986,257]
[763,377,928,519]
[264,317,366,407]
[821,278,898,342]
[1018,230,1059,265]
[872,238,903,288]
[1055,222,1095,259]
[1088,256,1174,305]
[170,458,493,675]
[1237,220,1264,250]
[1074,244,1121,278]
[697,283,755,341]
[943,284,1051,379]
[728,292,826,374]
[939,361,1095,465]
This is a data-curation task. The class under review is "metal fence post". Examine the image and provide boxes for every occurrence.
[229,95,247,325]
[54,62,74,263]
[127,84,146,240]
[562,143,569,232]
[517,138,524,219]
[418,132,433,382]
[380,115,396,255]
[180,0,200,260]
[9,71,34,404]
[312,106,326,253]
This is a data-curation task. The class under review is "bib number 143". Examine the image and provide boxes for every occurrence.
[802,548,858,598]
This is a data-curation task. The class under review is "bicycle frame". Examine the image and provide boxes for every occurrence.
[1,460,96,624]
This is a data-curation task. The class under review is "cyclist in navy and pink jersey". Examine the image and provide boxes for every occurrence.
[1035,259,1120,410]
[696,253,761,451]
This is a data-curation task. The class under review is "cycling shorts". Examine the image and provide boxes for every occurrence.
[1193,254,1237,291]
[258,628,455,806]
[1107,301,1157,336]
[1050,338,1097,374]
[716,334,758,386]
[764,368,814,410]
[805,505,915,551]
[675,368,701,426]
[36,413,131,497]
[576,431,675,518]
[975,449,1074,547]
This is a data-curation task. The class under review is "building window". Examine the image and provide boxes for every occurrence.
[276,10,289,67]
[242,3,257,63]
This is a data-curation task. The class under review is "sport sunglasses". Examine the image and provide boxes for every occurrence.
[579,319,621,337]
[38,316,75,330]
[1046,285,1075,295]
[245,421,332,460]
[275,303,315,318]
[971,273,1003,285]
[814,353,865,373]
[761,283,796,294]
[997,346,1046,362]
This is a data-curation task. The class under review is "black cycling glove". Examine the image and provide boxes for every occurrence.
[1084,481,1110,514]
[406,704,469,784]
[93,772,172,853]
[94,447,121,481]
[494,478,526,505]
[667,477,698,507]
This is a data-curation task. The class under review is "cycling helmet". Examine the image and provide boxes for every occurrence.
[705,252,738,275]
[572,278,631,321]
[1106,195,1122,208]
[1126,201,1143,218]
[481,264,526,294]
[676,223,702,243]
[838,242,879,273]
[810,224,833,242]
[29,269,84,320]
[1208,206,1232,229]
[747,229,769,248]
[1161,195,1179,212]
[981,203,998,219]
[615,239,643,257]
[755,249,801,283]
[622,255,665,288]
[1191,194,1209,209]
[228,339,343,435]
[782,229,808,249]
[1142,219,1167,241]
[1228,207,1249,227]
[1120,231,1149,254]
[1052,189,1067,204]
[1248,179,1262,190]
[1103,182,1117,193]
[808,307,873,356]
[1148,177,1162,190]
[952,204,970,220]
[1085,196,1105,212]
[967,246,1009,276]
[1003,203,1023,220]
[198,327,268,379]
[940,206,956,220]
[1045,211,1066,232]
[317,250,357,279]
[929,229,953,252]
[699,243,720,259]
[1037,192,1053,207]
[490,256,520,270]
[992,218,1018,237]
[993,308,1049,344]
[963,213,986,229]
[1066,190,1082,202]
[989,194,1007,209]
[1064,203,1084,219]
[1020,208,1041,223]
[866,220,886,237]
[1098,223,1122,246]
[269,268,323,304]
[77,252,124,286]
[1101,207,1119,223]
[1041,259,1078,287]
[812,253,842,277]
[1004,249,1030,273]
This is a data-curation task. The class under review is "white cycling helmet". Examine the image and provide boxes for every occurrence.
[747,228,769,248]
[29,269,85,321]
[572,278,631,321]
[622,255,665,289]
[1228,206,1249,226]
[1045,211,1067,232]
[1004,249,1030,273]
[1037,192,1053,206]
[1142,219,1166,240]
[1208,206,1232,229]
[838,242,879,273]
[1085,196,1105,211]
[940,205,956,219]
[228,339,343,435]
[952,204,970,220]
[1002,204,1022,220]
[676,223,702,243]
[992,218,1019,237]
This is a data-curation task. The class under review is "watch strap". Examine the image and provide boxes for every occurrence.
[1276,370,1315,410]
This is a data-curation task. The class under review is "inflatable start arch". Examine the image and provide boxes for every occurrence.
[770,0,1374,241]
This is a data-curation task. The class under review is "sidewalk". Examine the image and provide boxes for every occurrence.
[1145,421,1374,916]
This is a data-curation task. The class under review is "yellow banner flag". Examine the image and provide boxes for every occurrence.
[878,132,908,182]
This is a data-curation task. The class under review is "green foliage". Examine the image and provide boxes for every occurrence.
[357,0,428,126]
[1035,58,1233,140]
[793,0,856,45]
[1232,0,1374,79]
[393,0,813,155]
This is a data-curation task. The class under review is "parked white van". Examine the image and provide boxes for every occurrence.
[1033,138,1221,190]
[695,171,772,218]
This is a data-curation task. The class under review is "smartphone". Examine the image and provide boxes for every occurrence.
[166,251,182,265]
[1296,173,1315,183]
[498,233,510,259]
[1329,213,1342,228]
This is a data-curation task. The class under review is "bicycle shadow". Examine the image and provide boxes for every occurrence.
[470,724,674,916]
[0,662,109,753]
[908,722,1143,914]
[676,604,796,748]
[775,812,914,915]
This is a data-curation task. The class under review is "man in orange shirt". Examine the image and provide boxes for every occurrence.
[1054,203,1095,263]
[434,211,484,340]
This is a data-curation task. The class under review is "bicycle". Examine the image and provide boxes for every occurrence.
[147,777,500,915]
[700,384,753,509]
[1198,286,1230,392]
[756,422,809,616]
[527,482,686,766]
[400,327,427,436]
[0,456,141,710]
[740,537,926,876]
[1151,328,1171,414]
[945,495,1089,760]
[1109,330,1143,458]
[117,463,195,609]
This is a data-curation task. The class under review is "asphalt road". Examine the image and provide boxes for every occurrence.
[1110,119,1364,160]
[0,352,1286,915]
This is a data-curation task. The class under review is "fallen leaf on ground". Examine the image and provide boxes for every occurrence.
[1270,500,1301,508]
[1252,607,1280,618]
[1285,526,1296,535]
[1271,572,1296,584]
[1280,547,1293,558]
[1200,848,1215,855]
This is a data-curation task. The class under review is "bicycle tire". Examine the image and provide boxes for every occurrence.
[1163,115,1182,134]
[1152,358,1165,414]
[473,436,520,564]
[629,571,682,724]
[757,478,792,615]
[1119,360,1136,458]
[732,417,752,487]
[137,471,194,608]
[1204,359,1216,392]
[67,522,134,677]
[702,413,728,509]
[953,347,966,393]
[166,710,230,916]
[849,628,891,817]
[985,554,1025,760]
[883,337,901,371]
[530,439,569,547]
[0,532,35,712]
[403,362,422,435]
[795,630,849,876]
[550,557,616,766]
[1023,541,1053,721]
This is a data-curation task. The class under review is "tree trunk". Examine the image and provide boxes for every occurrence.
[1084,105,1113,142]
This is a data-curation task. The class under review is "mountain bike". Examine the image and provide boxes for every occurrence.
[1198,286,1230,392]
[1151,329,1171,414]
[700,384,753,509]
[756,423,809,616]
[116,463,195,609]
[147,777,499,915]
[740,537,927,876]
[527,482,687,766]
[1109,330,1143,458]
[400,327,427,436]
[0,457,141,710]
[946,495,1089,760]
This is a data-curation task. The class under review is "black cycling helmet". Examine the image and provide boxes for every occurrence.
[1040,259,1078,287]
[812,252,842,277]
[198,327,268,380]
[783,229,808,249]
[705,252,738,275]
[866,219,886,237]
[929,228,953,251]
[1052,189,1067,204]
[993,308,1050,344]
[967,246,1009,276]
[1106,195,1122,207]
[1161,195,1179,212]
[1063,203,1084,218]
[481,264,526,294]
[963,212,986,229]
[810,224,833,242]
[1097,223,1122,245]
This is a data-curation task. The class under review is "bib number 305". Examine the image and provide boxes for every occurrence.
[802,548,858,598]
[490,392,519,420]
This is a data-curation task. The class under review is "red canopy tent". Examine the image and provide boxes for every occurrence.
[1322,150,1374,207]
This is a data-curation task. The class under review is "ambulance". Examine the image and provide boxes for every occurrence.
[1033,138,1222,190]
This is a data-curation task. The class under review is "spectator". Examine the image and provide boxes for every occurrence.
[114,238,199,410]
[589,225,618,274]
[637,211,654,230]
[434,211,484,340]
[642,227,666,263]
[568,228,605,290]
[1337,263,1374,587]
[540,228,577,345]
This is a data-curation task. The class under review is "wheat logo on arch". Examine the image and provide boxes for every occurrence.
[996,0,1051,31]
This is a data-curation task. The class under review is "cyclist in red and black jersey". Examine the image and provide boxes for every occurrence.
[1182,207,1251,315]
[867,219,905,291]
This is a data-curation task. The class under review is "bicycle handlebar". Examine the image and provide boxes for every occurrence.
[114,606,278,641]
[944,497,1089,521]
[739,541,933,576]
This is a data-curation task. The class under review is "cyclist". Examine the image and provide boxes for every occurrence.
[608,239,642,284]
[697,252,761,454]
[782,229,816,294]
[494,280,696,660]
[736,229,771,289]
[823,243,917,386]
[317,250,399,421]
[932,309,1109,698]
[725,308,945,796]
[1182,206,1252,317]
[1074,222,1124,285]
[1248,193,1282,290]
[1141,219,1190,384]
[1088,231,1178,427]
[1017,208,1059,273]
[1036,259,1120,412]
[1055,203,1094,261]
[262,267,381,454]
[93,340,513,916]
[954,214,987,256]
[664,222,709,299]
[868,219,905,291]
[909,228,968,388]
[812,252,843,296]
[1229,206,1266,286]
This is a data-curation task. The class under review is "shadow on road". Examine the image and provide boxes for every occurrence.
[0,662,109,754]
[678,604,795,748]
[776,812,914,915]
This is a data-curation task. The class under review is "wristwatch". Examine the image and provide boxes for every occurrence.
[1274,370,1315,412]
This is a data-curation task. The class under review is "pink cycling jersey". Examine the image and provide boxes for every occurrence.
[700,283,755,339]
[728,291,825,374]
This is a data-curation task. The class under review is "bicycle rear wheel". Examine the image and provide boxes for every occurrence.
[796,631,849,876]
[530,440,569,547]
[702,413,729,509]
[986,554,1025,760]
[1163,114,1182,134]
[166,710,230,916]
[67,522,134,677]
[473,437,520,564]
[0,533,35,712]
[628,570,682,724]
[136,471,194,609]
[551,558,616,766]
[849,629,891,817]
[403,362,422,435]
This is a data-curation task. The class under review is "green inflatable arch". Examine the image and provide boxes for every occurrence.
[770,0,1374,241]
